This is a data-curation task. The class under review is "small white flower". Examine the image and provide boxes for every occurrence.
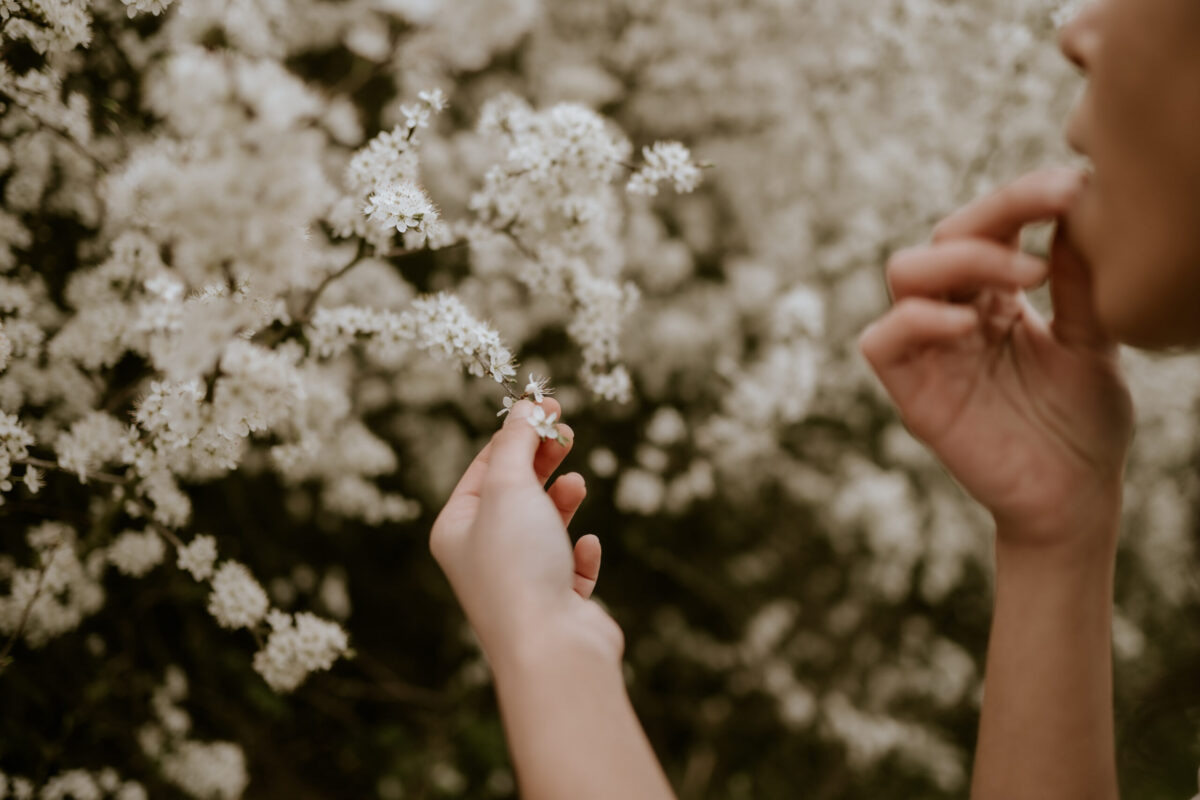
[526,405,559,440]
[364,181,438,236]
[401,103,431,131]
[524,373,553,402]
[176,534,218,581]
[22,466,41,494]
[207,561,269,630]
[626,141,702,196]
[497,396,516,417]
[108,530,167,577]
[418,88,448,112]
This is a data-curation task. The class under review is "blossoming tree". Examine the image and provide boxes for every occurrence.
[1,0,1197,798]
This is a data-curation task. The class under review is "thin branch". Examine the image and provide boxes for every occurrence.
[16,456,129,486]
[0,90,109,174]
[298,239,370,325]
[497,218,538,261]
[351,650,450,709]
[0,552,51,673]
[122,493,270,647]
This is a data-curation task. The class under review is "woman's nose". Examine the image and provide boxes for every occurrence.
[1058,1,1100,72]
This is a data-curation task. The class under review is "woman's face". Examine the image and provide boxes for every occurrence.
[1059,0,1200,349]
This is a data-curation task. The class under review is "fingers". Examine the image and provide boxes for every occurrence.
[432,439,495,552]
[859,297,978,370]
[547,471,586,527]
[931,167,1088,245]
[443,440,494,506]
[486,398,561,488]
[572,533,602,599]
[533,422,575,485]
[887,240,1048,304]
[1048,221,1112,349]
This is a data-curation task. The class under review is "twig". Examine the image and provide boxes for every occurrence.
[297,239,370,325]
[0,552,51,673]
[125,495,185,550]
[16,456,129,486]
[352,650,450,709]
[497,218,538,261]
[0,90,109,174]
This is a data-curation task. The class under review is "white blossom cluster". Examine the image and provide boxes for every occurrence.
[252,609,351,692]
[331,89,448,251]
[467,94,700,400]
[626,142,704,197]
[138,668,249,800]
[0,767,147,800]
[0,523,105,648]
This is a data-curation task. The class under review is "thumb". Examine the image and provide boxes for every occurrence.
[485,399,544,488]
[1048,221,1112,349]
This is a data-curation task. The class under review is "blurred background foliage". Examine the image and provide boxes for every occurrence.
[1,0,1199,798]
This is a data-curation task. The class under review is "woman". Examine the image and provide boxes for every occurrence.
[429,0,1200,797]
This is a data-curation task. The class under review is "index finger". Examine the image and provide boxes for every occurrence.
[444,396,564,503]
[445,439,495,505]
[485,399,559,489]
[931,167,1088,245]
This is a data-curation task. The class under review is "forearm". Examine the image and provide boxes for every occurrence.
[971,522,1120,800]
[492,626,676,800]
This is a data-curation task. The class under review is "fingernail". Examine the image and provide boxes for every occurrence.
[1015,252,1047,275]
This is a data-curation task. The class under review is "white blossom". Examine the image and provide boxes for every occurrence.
[161,741,248,800]
[56,412,132,482]
[0,523,105,647]
[108,530,167,577]
[525,404,559,440]
[251,610,350,692]
[121,0,175,17]
[626,142,702,197]
[206,561,269,630]
[0,410,33,495]
[524,373,552,402]
[364,181,439,236]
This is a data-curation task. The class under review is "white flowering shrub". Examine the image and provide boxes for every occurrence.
[0,0,1197,797]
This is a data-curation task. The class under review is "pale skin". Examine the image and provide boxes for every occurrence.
[431,0,1200,796]
[431,398,675,800]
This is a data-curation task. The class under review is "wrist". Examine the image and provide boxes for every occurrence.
[489,606,624,684]
[992,486,1123,570]
[993,510,1121,576]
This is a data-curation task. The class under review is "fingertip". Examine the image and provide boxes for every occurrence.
[574,533,602,569]
[539,397,562,419]
[504,399,536,426]
[554,422,575,447]
[562,471,587,496]
[940,301,978,328]
[489,402,543,483]
[552,471,587,501]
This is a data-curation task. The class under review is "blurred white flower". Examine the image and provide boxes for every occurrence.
[176,535,218,581]
[626,142,702,196]
[121,0,174,17]
[206,561,269,630]
[108,531,167,578]
[252,610,350,691]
